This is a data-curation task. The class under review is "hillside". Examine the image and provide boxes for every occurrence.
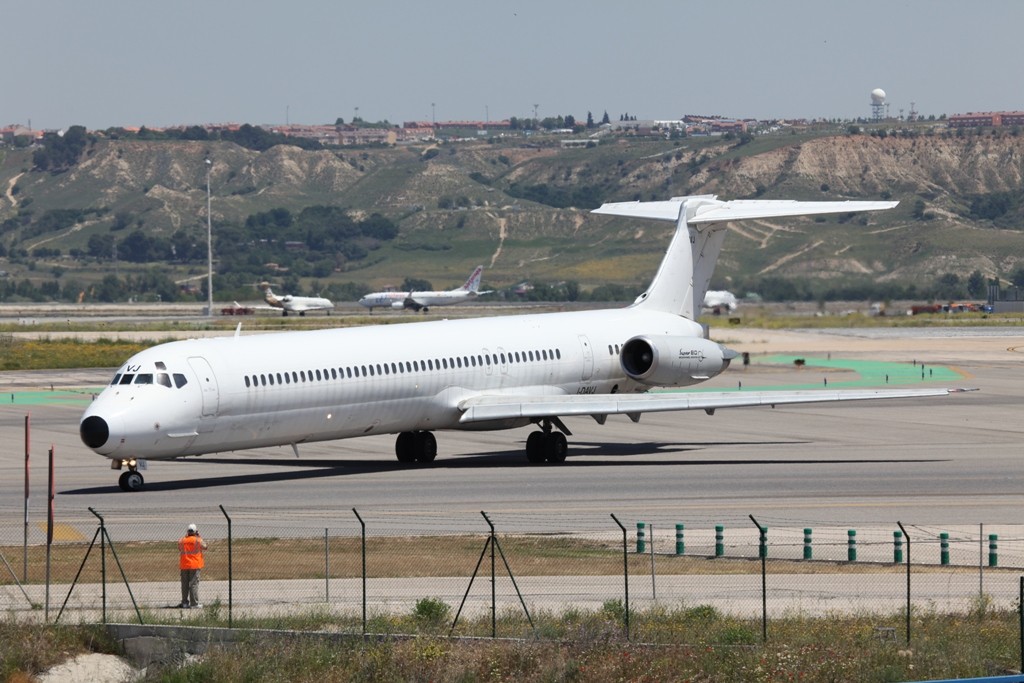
[1,129,1022,302]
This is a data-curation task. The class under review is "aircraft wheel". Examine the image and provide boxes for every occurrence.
[525,432,546,463]
[282,311,288,317]
[395,432,417,462]
[416,431,437,462]
[547,433,568,463]
[299,311,306,317]
[119,471,144,492]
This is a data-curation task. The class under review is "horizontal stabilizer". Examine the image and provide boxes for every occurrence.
[459,387,955,424]
[592,196,898,224]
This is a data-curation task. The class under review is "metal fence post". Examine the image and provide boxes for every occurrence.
[898,521,911,643]
[750,515,767,643]
[324,528,330,603]
[218,505,232,628]
[610,516,626,643]
[352,508,366,634]
[88,507,107,623]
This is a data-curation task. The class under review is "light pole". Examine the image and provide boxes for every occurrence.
[205,158,213,317]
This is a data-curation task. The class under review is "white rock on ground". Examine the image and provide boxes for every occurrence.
[37,653,142,683]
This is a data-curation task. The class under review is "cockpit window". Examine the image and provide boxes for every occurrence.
[111,373,122,386]
[119,374,135,385]
[157,373,172,388]
[173,373,188,388]
[135,374,154,384]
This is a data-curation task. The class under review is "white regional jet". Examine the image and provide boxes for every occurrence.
[259,283,334,316]
[81,195,964,491]
[358,265,490,312]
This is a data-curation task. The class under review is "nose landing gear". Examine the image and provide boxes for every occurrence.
[112,459,145,492]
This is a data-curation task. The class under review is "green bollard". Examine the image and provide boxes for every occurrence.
[893,530,903,564]
[758,526,768,559]
[675,523,685,555]
[803,528,813,560]
[940,532,950,565]
[989,534,998,567]
[636,521,646,554]
[715,525,724,558]
[847,529,857,562]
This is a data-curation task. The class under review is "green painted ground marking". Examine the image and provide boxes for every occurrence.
[659,356,964,393]
[756,355,963,388]
[4,389,103,407]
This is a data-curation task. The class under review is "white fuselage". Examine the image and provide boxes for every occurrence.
[357,289,477,311]
[82,307,704,461]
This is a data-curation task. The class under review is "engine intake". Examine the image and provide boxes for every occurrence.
[621,335,735,387]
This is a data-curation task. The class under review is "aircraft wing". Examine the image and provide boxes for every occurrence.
[458,387,962,423]
[592,198,899,224]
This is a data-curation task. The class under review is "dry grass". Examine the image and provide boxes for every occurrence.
[1,535,1001,585]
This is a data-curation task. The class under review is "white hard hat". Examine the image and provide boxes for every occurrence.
[187,524,197,533]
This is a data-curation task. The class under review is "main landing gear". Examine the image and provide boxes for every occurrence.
[394,419,570,466]
[525,419,568,463]
[395,431,437,463]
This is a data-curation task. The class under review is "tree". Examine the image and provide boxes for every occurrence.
[912,199,927,220]
[601,111,610,125]
[1011,266,1024,288]
[967,270,986,298]
[586,111,595,129]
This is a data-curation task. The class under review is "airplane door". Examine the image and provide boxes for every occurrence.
[578,335,594,381]
[187,356,220,419]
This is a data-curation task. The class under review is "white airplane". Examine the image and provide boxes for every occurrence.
[703,290,738,312]
[80,195,964,491]
[259,283,334,316]
[358,265,491,312]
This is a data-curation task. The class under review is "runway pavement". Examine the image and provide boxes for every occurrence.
[0,327,1022,536]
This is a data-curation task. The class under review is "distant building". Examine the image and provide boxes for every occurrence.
[948,111,1024,128]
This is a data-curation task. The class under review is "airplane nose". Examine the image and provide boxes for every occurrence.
[80,415,110,449]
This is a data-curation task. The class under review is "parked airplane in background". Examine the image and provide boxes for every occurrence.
[259,283,334,316]
[358,265,491,312]
[702,290,738,312]
[80,195,965,491]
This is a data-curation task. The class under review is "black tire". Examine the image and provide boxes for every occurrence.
[123,471,144,492]
[395,432,416,462]
[526,432,545,463]
[417,431,437,462]
[548,433,568,463]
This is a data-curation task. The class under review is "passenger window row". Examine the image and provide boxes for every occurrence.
[244,347,564,389]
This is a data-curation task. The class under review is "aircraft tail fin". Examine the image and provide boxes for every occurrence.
[592,196,898,320]
[460,266,484,292]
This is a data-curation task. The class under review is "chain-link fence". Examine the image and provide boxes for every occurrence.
[1,507,1021,643]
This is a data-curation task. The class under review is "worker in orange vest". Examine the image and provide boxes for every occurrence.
[178,523,209,609]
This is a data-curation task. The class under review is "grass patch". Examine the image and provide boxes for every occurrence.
[4,605,1022,681]
[2,535,1002,586]
[0,337,152,370]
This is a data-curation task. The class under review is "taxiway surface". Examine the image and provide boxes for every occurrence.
[1,327,1021,537]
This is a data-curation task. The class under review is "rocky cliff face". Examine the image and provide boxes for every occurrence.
[2,132,1022,288]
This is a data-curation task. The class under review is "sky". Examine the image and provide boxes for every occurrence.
[3,0,1023,131]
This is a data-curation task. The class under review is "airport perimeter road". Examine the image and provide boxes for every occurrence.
[0,328,1022,534]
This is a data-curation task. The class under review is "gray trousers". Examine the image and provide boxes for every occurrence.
[180,569,201,606]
